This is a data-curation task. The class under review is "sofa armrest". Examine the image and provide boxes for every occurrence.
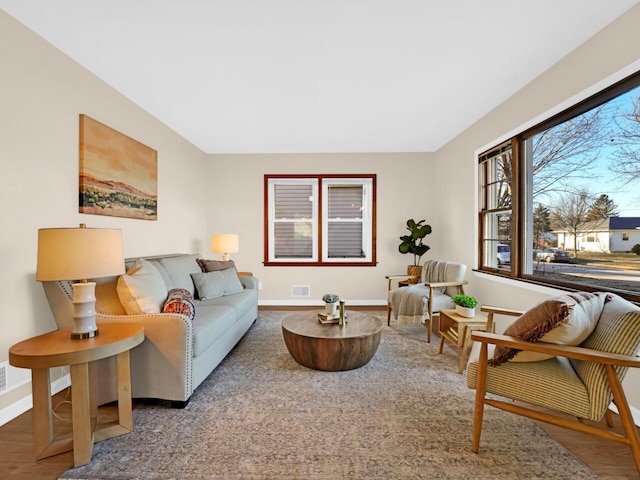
[96,312,194,403]
[98,312,192,364]
[240,275,259,290]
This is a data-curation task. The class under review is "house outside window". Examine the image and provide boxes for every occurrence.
[478,70,640,301]
[265,174,376,266]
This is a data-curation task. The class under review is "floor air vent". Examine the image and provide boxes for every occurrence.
[0,361,31,394]
[292,285,310,297]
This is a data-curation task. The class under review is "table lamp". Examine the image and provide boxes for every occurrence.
[36,224,125,339]
[211,234,239,261]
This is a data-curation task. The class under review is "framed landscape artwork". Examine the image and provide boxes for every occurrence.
[79,114,158,220]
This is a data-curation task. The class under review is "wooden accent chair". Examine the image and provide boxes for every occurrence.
[386,260,467,343]
[467,294,640,474]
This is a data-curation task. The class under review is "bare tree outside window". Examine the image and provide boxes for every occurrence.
[611,92,640,184]
[550,188,593,258]
[531,108,606,201]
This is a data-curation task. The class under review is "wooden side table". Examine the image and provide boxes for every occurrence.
[438,308,491,374]
[9,323,144,467]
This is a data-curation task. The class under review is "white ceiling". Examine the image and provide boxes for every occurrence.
[1,1,639,154]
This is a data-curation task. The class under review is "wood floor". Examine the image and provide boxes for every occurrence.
[1,389,638,480]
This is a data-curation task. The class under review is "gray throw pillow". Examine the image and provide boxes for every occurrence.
[191,269,244,300]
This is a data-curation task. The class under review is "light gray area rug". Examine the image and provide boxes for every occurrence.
[60,311,598,480]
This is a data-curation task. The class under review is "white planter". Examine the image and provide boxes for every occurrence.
[325,302,338,316]
[456,305,475,318]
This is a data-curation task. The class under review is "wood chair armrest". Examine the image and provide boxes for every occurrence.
[424,280,468,288]
[471,331,640,368]
[386,274,420,291]
[480,305,524,317]
[237,271,253,277]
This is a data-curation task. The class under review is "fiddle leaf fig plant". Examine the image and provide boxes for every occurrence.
[398,218,432,266]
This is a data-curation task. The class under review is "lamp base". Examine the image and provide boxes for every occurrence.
[71,281,99,340]
[71,329,99,340]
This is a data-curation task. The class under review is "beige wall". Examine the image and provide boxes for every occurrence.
[0,11,208,417]
[432,5,640,409]
[205,153,433,305]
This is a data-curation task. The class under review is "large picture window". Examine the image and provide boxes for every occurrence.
[479,71,640,302]
[265,174,376,266]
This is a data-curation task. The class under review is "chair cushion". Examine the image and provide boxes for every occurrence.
[467,342,591,419]
[422,260,466,297]
[116,258,168,315]
[570,310,640,420]
[491,292,606,366]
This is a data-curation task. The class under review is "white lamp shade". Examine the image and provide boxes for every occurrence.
[36,227,125,281]
[211,234,239,255]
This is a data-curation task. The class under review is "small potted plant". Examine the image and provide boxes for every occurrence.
[322,293,340,315]
[452,294,478,318]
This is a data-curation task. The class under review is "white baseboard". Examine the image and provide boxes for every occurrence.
[0,373,71,427]
[259,299,387,307]
[608,402,640,427]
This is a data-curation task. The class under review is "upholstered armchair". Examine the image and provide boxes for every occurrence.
[467,292,640,474]
[386,260,467,342]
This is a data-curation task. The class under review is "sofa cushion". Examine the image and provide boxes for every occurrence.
[162,288,196,321]
[197,258,236,272]
[191,269,244,300]
[197,287,258,319]
[192,305,237,357]
[491,292,606,366]
[148,259,174,290]
[158,255,201,296]
[116,258,168,315]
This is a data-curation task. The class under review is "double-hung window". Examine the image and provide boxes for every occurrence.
[265,174,376,266]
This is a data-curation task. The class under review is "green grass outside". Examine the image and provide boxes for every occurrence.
[562,251,640,270]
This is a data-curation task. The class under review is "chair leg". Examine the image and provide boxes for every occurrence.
[605,409,615,428]
[424,317,431,343]
[606,365,640,474]
[387,303,392,326]
[472,342,489,453]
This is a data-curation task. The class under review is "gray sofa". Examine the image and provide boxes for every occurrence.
[42,253,258,407]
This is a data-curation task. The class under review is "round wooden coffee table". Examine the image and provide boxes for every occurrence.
[281,311,383,371]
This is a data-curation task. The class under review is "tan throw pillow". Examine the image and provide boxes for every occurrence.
[490,292,607,366]
[116,258,168,315]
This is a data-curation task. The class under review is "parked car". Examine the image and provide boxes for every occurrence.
[497,244,511,265]
[534,247,571,263]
